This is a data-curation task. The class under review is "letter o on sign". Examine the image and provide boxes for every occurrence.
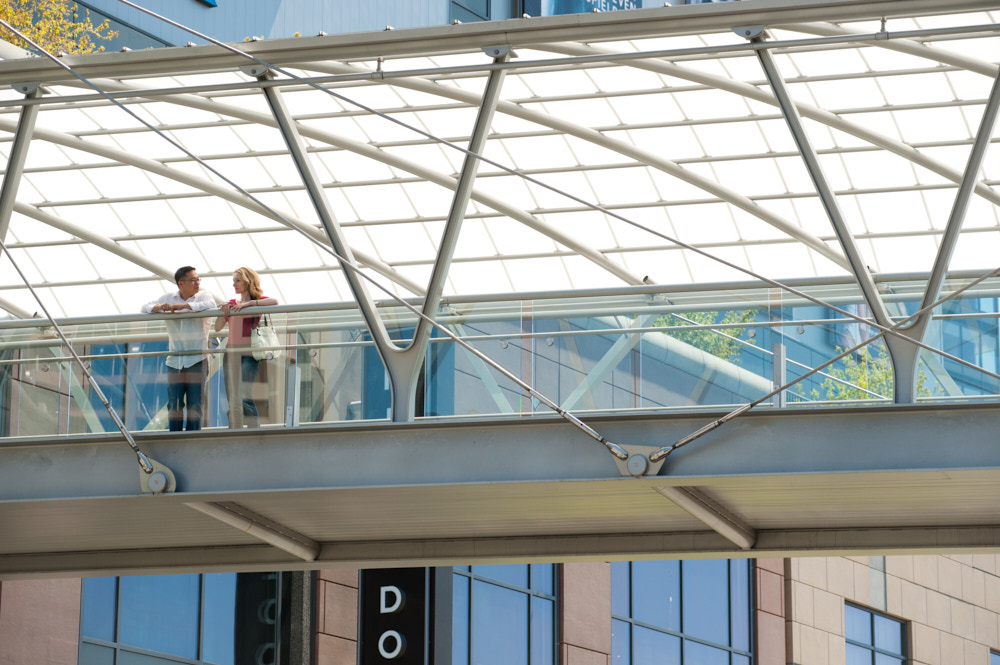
[378,630,406,659]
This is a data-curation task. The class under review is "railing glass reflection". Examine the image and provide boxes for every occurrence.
[0,278,998,438]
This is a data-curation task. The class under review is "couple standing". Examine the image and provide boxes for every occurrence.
[141,266,278,431]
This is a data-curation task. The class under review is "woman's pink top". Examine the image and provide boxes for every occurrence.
[226,297,274,348]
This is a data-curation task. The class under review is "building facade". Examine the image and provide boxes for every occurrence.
[3,554,1000,664]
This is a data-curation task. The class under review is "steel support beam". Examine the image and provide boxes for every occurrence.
[254,68,401,414]
[0,84,41,242]
[752,32,919,401]
[892,68,1000,398]
[389,50,510,421]
[654,485,757,550]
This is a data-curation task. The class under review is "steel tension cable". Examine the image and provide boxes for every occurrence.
[0,235,173,487]
[17,8,999,473]
[109,1,1000,388]
[649,264,1000,463]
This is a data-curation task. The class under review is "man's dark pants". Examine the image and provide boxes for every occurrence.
[167,360,206,431]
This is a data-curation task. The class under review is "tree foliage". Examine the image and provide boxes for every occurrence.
[805,341,941,401]
[0,0,116,55]
[656,309,758,362]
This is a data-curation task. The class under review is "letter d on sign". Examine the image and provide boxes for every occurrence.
[380,585,404,614]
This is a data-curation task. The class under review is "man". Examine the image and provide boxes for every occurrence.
[142,267,218,431]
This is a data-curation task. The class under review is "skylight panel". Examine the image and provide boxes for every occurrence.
[625,126,705,161]
[328,83,408,113]
[499,135,578,171]
[683,246,753,283]
[342,183,417,222]
[607,206,675,248]
[606,91,686,125]
[892,107,972,144]
[502,257,574,292]
[398,179,454,218]
[79,245,151,280]
[472,175,537,211]
[316,150,397,183]
[563,134,634,167]
[585,66,668,93]
[855,191,933,235]
[856,45,941,73]
[300,116,375,144]
[24,170,100,202]
[621,249,691,285]
[587,166,658,206]
[42,203,127,238]
[189,233,268,272]
[868,235,938,273]
[716,54,765,82]
[164,197,243,231]
[20,140,75,170]
[522,171,595,210]
[785,47,871,77]
[228,123,290,153]
[101,200,185,235]
[445,260,513,295]
[541,211,619,250]
[667,202,740,245]
[877,72,955,106]
[689,121,770,158]
[168,125,252,157]
[745,244,818,280]
[362,220,435,264]
[673,89,751,121]
[451,218,499,260]
[354,111,434,144]
[138,99,221,126]
[712,158,789,198]
[7,214,75,244]
[838,151,921,190]
[540,98,620,128]
[55,284,118,317]
[804,78,886,111]
[481,217,559,255]
[516,70,598,98]
[951,231,1000,272]
[405,107,480,142]
[35,107,101,134]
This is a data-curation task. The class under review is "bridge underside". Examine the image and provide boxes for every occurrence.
[2,403,999,578]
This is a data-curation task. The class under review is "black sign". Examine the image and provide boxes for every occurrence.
[360,568,429,665]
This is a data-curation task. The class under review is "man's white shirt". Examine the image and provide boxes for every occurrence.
[141,291,219,369]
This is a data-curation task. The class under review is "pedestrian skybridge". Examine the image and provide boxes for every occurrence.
[2,0,1000,576]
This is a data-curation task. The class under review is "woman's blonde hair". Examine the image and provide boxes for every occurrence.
[234,266,263,300]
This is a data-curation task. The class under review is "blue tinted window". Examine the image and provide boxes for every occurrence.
[472,580,528,665]
[845,604,905,665]
[82,577,117,642]
[681,559,728,644]
[631,560,679,631]
[611,559,752,665]
[730,559,751,650]
[611,618,631,665]
[119,574,200,659]
[454,565,556,665]
[81,572,287,665]
[992,652,1000,665]
[473,564,528,588]
[203,573,237,665]
[453,575,471,665]
[633,625,680,663]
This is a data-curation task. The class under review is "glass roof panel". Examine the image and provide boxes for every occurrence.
[0,1,991,323]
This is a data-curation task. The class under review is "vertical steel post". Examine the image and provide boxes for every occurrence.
[750,30,911,399]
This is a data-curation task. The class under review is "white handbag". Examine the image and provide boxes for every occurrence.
[250,314,283,360]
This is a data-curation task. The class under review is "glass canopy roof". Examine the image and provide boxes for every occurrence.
[0,0,996,318]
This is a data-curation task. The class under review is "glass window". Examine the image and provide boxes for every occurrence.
[453,564,556,665]
[611,559,752,665]
[80,572,291,665]
[845,604,906,665]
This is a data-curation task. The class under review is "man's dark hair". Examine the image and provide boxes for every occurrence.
[174,266,197,284]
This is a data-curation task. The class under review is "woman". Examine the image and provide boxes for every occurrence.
[214,267,278,428]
